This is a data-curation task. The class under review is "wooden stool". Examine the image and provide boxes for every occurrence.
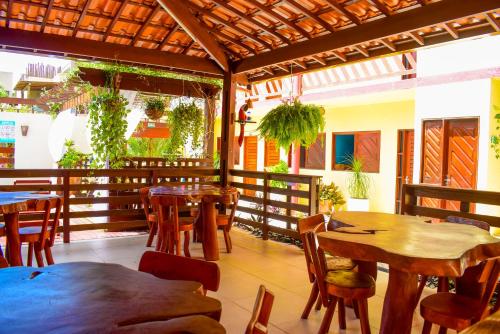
[305,230,375,334]
[246,285,274,334]
[139,187,158,248]
[150,195,194,257]
[216,191,239,253]
[19,197,62,267]
[420,258,500,334]
[298,214,355,320]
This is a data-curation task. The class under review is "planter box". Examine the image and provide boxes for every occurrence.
[347,198,369,212]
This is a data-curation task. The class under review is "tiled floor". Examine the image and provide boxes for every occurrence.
[46,227,439,334]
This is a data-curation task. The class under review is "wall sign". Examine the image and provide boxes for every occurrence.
[0,120,15,143]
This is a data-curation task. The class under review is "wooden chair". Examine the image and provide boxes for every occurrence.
[19,197,62,267]
[216,191,240,253]
[298,214,355,320]
[0,254,8,268]
[305,229,376,334]
[416,217,491,305]
[138,251,220,295]
[139,187,158,248]
[245,285,275,334]
[420,257,500,334]
[150,195,194,257]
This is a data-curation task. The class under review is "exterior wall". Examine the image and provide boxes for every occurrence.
[486,78,500,218]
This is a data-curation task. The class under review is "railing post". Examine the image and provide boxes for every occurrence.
[151,169,158,186]
[63,170,70,243]
[262,172,269,240]
[308,176,319,216]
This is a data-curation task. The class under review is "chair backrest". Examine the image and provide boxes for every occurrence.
[150,195,187,241]
[138,251,220,294]
[226,191,240,231]
[245,285,275,334]
[14,179,52,194]
[298,214,326,282]
[446,216,490,232]
[476,258,500,320]
[139,187,152,217]
[34,197,62,247]
[304,228,330,308]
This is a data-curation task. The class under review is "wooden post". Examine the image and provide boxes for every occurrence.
[309,176,319,216]
[204,95,216,159]
[220,71,236,186]
[262,172,269,240]
[63,170,70,243]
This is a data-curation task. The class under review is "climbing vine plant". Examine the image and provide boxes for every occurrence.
[166,100,204,160]
[492,105,500,159]
[87,75,130,168]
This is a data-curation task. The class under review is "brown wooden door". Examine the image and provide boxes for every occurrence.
[243,136,258,196]
[420,118,478,210]
[395,129,414,213]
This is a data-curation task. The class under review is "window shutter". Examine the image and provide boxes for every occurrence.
[264,140,280,167]
[354,132,380,173]
[304,133,326,170]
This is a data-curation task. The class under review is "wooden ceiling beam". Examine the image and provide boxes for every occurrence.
[353,45,369,57]
[416,0,427,6]
[186,2,273,51]
[332,51,347,62]
[442,23,459,39]
[275,64,289,72]
[485,12,500,32]
[370,0,392,17]
[132,4,162,45]
[312,55,327,66]
[0,27,223,76]
[158,24,179,50]
[157,0,229,72]
[241,0,312,39]
[211,0,290,45]
[234,0,498,74]
[408,31,424,45]
[323,0,361,25]
[40,0,54,33]
[292,60,307,70]
[72,0,92,37]
[283,0,335,33]
[379,38,396,51]
[6,0,13,27]
[103,0,129,41]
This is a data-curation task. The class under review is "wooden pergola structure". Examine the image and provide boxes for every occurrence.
[0,0,498,184]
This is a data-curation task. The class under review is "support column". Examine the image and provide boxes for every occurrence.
[220,71,236,186]
[204,95,216,159]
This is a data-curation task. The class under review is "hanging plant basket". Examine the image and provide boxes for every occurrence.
[145,107,165,120]
[144,96,169,120]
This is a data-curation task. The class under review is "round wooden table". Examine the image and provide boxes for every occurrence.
[317,211,500,334]
[0,191,60,266]
[149,185,238,261]
[0,262,223,333]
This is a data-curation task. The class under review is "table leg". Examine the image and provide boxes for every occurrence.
[201,202,219,261]
[194,205,203,243]
[4,212,23,266]
[380,267,418,334]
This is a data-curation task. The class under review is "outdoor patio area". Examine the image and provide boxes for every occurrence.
[48,227,435,334]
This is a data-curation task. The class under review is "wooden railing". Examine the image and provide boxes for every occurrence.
[401,184,500,227]
[69,157,212,169]
[229,169,321,240]
[0,168,218,243]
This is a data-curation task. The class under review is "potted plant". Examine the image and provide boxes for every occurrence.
[346,156,370,211]
[257,98,325,174]
[166,101,203,160]
[319,181,346,214]
[144,96,169,120]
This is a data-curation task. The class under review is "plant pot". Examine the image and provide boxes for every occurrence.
[347,198,369,212]
[145,107,164,120]
[319,200,332,214]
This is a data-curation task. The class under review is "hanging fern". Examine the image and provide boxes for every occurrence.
[166,101,204,158]
[257,99,325,151]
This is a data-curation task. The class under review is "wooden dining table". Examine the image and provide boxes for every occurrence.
[317,211,500,334]
[0,262,224,333]
[149,185,238,261]
[0,191,60,266]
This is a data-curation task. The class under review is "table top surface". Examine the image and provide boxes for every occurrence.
[0,262,222,334]
[0,191,59,214]
[318,211,500,276]
[150,185,237,202]
[459,309,500,334]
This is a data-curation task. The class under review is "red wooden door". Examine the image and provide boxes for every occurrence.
[420,118,478,210]
[243,136,258,196]
[445,119,479,210]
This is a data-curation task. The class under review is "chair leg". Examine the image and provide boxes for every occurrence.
[353,299,360,319]
[438,326,447,334]
[422,320,432,334]
[44,245,54,265]
[34,246,44,267]
[301,282,319,319]
[183,231,191,258]
[338,298,346,330]
[223,229,232,253]
[315,291,323,310]
[146,222,156,247]
[416,275,428,307]
[438,277,449,292]
[319,297,337,334]
[358,299,371,334]
[27,243,34,267]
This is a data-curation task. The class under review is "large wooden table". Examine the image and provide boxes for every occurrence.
[0,191,60,266]
[317,211,500,334]
[149,185,238,261]
[0,262,224,333]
